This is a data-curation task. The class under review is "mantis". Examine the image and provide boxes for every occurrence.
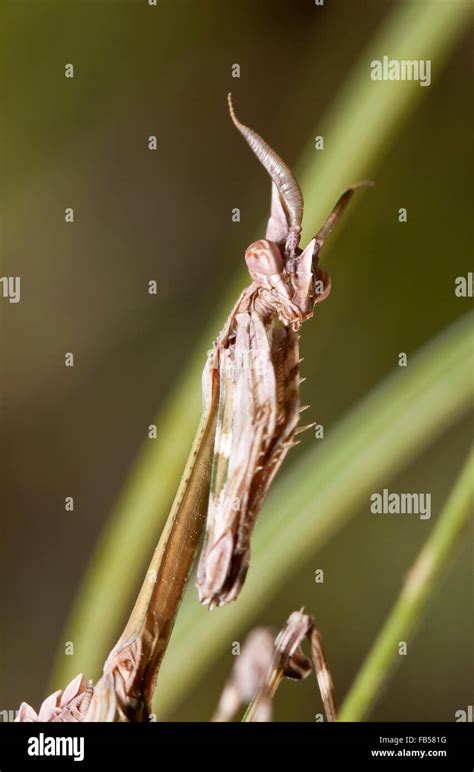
[214,609,337,723]
[196,96,371,608]
[20,95,370,722]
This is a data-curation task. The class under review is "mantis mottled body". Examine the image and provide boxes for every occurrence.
[82,95,370,720]
[196,96,371,607]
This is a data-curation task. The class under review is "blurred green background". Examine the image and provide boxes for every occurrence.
[1,0,472,721]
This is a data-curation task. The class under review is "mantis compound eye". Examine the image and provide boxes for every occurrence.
[245,239,284,276]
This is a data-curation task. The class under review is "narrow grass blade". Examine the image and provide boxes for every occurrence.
[338,448,473,721]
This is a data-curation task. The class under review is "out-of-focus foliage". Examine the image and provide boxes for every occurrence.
[2,0,472,722]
